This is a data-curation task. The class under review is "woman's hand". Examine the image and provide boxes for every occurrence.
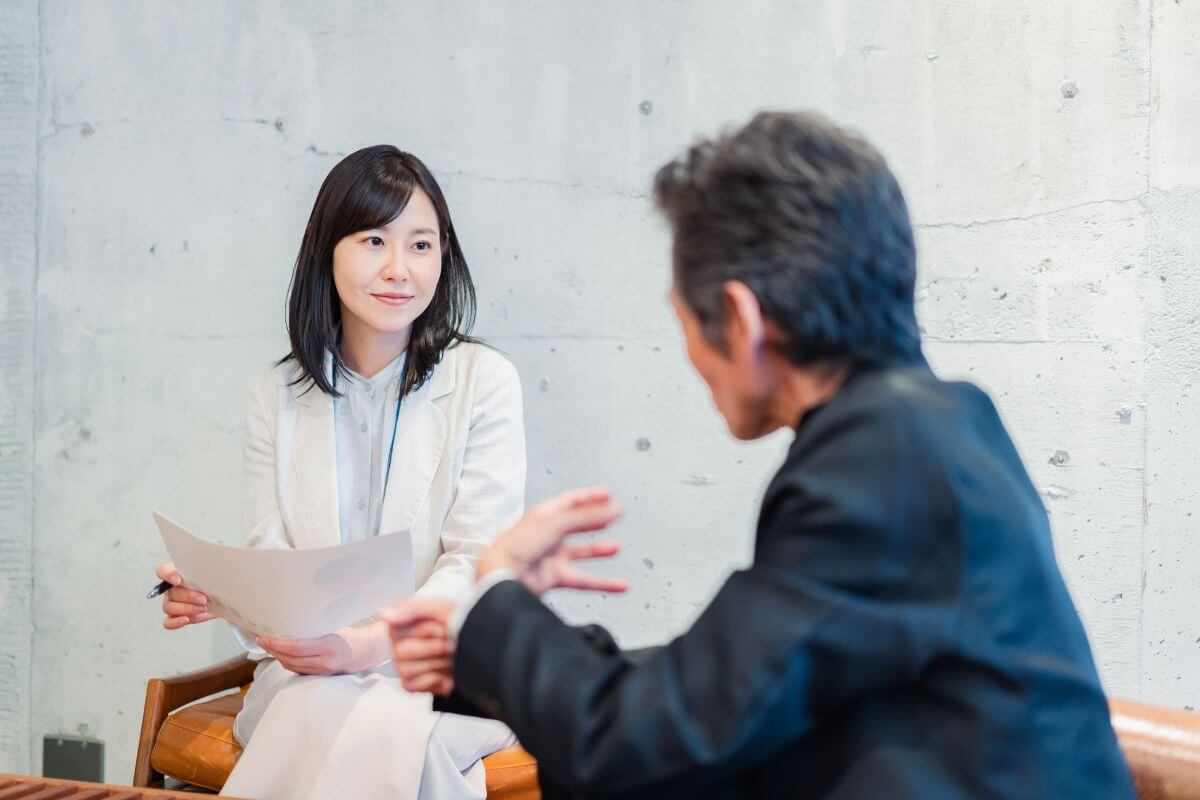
[257,621,391,676]
[477,486,629,596]
[381,598,457,696]
[157,561,215,630]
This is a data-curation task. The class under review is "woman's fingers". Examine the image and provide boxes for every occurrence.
[162,600,206,617]
[162,609,216,630]
[278,659,329,676]
[161,584,210,630]
[162,584,207,624]
[165,586,207,606]
[260,646,320,668]
[155,561,183,584]
[257,636,327,658]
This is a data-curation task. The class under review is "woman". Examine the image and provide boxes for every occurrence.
[154,146,524,799]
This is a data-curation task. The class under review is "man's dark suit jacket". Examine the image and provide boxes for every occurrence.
[439,362,1135,799]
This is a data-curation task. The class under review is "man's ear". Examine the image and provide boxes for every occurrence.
[722,281,765,362]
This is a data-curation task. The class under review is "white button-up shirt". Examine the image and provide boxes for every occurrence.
[332,352,407,543]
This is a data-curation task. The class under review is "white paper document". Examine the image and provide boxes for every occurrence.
[153,512,414,639]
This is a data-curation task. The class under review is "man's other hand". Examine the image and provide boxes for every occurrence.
[382,597,457,696]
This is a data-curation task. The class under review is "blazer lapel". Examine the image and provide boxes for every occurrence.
[378,347,456,539]
[292,363,341,549]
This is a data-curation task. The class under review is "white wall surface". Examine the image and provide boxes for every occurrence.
[0,0,39,774]
[1,0,1198,781]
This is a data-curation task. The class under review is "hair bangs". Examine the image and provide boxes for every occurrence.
[339,162,419,241]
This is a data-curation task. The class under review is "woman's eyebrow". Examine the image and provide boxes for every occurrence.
[407,227,438,237]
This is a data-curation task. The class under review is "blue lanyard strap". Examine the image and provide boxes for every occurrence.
[382,360,408,499]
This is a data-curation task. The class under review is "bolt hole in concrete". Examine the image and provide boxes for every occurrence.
[1049,450,1070,466]
[639,99,653,115]
[635,437,651,451]
[1061,81,1079,99]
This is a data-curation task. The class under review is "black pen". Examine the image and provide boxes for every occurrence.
[146,579,173,599]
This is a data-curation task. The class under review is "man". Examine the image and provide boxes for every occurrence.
[382,112,1135,799]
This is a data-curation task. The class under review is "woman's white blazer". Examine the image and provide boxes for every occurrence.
[240,341,526,603]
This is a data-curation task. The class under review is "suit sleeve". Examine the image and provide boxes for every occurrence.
[416,355,527,601]
[229,371,290,654]
[451,406,962,795]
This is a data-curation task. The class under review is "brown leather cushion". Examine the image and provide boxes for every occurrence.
[151,685,539,798]
[1112,698,1200,800]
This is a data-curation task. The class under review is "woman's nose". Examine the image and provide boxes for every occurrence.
[380,251,410,281]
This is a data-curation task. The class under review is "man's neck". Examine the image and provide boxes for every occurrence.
[340,320,410,379]
[773,362,850,431]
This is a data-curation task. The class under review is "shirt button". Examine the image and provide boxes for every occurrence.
[357,499,366,510]
[360,422,368,433]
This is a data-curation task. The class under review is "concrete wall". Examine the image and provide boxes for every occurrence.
[0,0,39,774]
[1,0,1197,781]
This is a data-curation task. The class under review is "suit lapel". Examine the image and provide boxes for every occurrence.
[292,362,341,549]
[378,347,456,539]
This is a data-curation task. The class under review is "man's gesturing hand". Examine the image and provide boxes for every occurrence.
[477,487,628,596]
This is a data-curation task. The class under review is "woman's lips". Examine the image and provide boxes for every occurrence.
[373,293,414,306]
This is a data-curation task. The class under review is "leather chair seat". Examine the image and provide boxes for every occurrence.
[149,685,539,798]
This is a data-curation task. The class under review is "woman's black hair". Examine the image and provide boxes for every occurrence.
[282,145,476,398]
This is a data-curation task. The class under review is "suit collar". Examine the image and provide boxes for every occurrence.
[290,346,458,548]
[295,347,457,407]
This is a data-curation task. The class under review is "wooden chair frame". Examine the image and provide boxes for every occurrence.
[132,654,257,788]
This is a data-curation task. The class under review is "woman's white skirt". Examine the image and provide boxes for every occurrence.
[222,659,516,800]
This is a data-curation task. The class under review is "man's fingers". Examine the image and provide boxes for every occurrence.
[163,615,191,631]
[402,672,455,696]
[552,486,613,510]
[396,657,453,679]
[406,620,449,640]
[394,637,452,662]
[558,570,630,594]
[380,597,455,628]
[560,501,624,535]
[563,539,621,561]
[189,612,216,624]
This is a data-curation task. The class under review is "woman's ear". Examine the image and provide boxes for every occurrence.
[721,281,766,363]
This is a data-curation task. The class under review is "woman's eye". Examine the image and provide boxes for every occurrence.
[413,241,432,251]
[365,236,384,246]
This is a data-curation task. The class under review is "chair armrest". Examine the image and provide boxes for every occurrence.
[154,654,258,707]
[1110,697,1200,799]
[133,654,257,787]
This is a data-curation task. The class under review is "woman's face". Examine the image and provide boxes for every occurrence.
[332,188,443,343]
